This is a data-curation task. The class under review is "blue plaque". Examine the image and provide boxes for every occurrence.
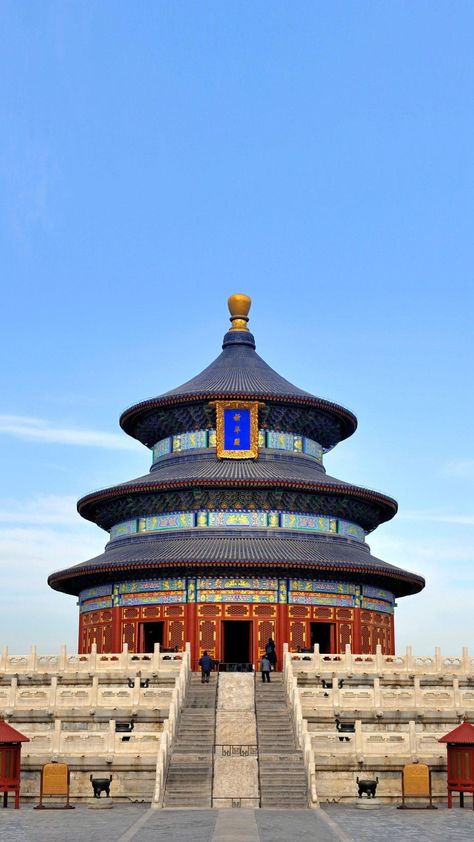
[223,408,251,451]
[215,400,261,459]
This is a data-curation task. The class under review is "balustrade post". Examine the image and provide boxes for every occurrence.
[453,677,463,715]
[52,718,61,759]
[374,676,382,716]
[132,675,141,712]
[8,676,17,711]
[408,719,417,759]
[375,643,383,673]
[90,643,97,673]
[120,643,129,670]
[435,646,442,674]
[405,645,413,673]
[90,675,99,709]
[29,644,37,673]
[59,644,67,672]
[313,643,320,673]
[153,642,161,673]
[354,719,363,762]
[107,719,116,760]
[462,646,470,676]
[413,675,421,708]
[332,677,340,714]
[49,675,58,712]
[1,646,8,672]
[344,643,351,672]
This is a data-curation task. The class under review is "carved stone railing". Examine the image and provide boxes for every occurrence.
[289,644,474,677]
[152,642,191,808]
[282,644,318,808]
[0,643,184,676]
[310,721,449,764]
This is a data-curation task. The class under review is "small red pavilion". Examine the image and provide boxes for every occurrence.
[439,721,474,808]
[0,720,29,809]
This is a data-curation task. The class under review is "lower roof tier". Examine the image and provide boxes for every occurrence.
[48,530,424,598]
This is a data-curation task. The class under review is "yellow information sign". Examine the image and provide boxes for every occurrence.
[402,763,430,797]
[35,762,74,809]
[398,762,436,809]
[42,762,69,796]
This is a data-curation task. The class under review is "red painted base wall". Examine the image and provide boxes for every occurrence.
[79,602,394,669]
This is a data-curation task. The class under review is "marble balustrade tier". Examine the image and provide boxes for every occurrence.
[282,643,474,803]
[0,643,191,802]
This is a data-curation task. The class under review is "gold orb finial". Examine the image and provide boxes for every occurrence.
[228,293,251,331]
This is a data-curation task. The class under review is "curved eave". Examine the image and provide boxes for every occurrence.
[77,477,398,528]
[48,532,424,599]
[119,392,357,446]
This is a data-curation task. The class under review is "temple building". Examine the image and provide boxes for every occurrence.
[48,294,424,667]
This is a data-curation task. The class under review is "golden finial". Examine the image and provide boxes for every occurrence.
[228,293,251,332]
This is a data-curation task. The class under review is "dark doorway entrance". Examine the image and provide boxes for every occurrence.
[222,621,252,666]
[310,622,334,654]
[140,622,164,653]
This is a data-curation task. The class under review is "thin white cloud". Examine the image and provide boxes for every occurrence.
[0,415,137,451]
[0,495,79,526]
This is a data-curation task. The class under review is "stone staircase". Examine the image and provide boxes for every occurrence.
[255,673,308,808]
[162,672,217,807]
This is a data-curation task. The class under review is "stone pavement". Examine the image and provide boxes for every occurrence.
[0,804,473,841]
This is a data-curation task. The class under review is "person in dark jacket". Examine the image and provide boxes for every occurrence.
[265,637,277,671]
[260,654,271,682]
[198,651,213,683]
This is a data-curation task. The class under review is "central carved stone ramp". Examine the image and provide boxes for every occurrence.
[162,672,217,808]
[255,673,308,808]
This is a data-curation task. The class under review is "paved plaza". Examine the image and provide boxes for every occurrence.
[0,805,473,842]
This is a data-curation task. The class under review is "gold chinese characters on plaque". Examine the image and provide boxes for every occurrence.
[213,400,262,460]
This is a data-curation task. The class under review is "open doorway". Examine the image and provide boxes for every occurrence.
[222,620,252,666]
[139,621,164,653]
[310,622,334,654]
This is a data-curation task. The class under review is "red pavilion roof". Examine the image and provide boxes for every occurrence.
[439,722,474,744]
[0,720,29,743]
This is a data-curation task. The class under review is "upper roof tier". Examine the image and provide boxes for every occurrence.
[120,294,357,449]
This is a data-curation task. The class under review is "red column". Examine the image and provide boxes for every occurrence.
[390,613,395,654]
[78,614,84,653]
[111,606,121,653]
[277,603,288,670]
[353,607,362,654]
[186,603,197,669]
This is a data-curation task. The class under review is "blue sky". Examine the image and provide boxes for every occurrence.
[1,2,473,654]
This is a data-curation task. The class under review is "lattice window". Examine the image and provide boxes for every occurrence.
[200,620,215,650]
[336,608,353,620]
[225,604,248,617]
[122,623,135,647]
[314,606,333,619]
[199,604,221,616]
[143,606,161,619]
[290,606,310,618]
[123,608,140,620]
[102,623,112,653]
[253,605,274,617]
[361,624,371,653]
[100,609,112,622]
[290,621,305,649]
[361,611,372,623]
[339,623,352,649]
[91,612,100,623]
[165,605,183,617]
[258,621,274,651]
[169,620,184,649]
[374,626,384,646]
